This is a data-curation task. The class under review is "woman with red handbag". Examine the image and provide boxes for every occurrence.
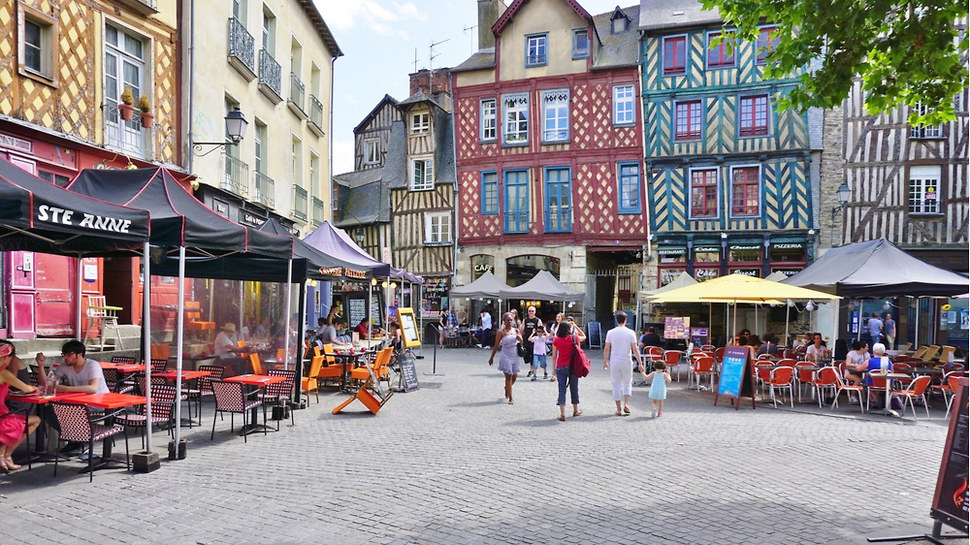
[551,320,587,421]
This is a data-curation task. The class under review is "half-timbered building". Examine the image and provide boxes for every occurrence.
[639,0,822,290]
[452,0,645,326]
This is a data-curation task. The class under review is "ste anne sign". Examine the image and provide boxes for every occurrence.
[36,205,132,234]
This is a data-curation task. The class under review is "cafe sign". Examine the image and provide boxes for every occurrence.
[694,246,720,254]
[730,268,760,277]
[238,211,266,228]
[729,244,761,251]
[36,205,132,234]
[771,242,803,250]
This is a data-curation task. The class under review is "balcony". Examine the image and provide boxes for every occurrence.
[311,197,325,226]
[104,103,151,160]
[292,185,308,221]
[221,153,250,197]
[227,18,256,81]
[258,49,282,104]
[287,73,306,118]
[113,0,158,16]
[308,95,324,137]
[253,171,275,209]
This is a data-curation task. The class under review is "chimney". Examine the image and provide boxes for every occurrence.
[478,0,506,50]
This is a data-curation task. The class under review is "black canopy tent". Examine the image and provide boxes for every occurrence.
[68,167,297,451]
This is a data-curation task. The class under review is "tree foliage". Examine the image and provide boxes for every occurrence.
[701,0,969,125]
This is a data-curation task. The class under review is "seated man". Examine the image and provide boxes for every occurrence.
[36,340,110,454]
[214,322,247,375]
[638,326,663,352]
[317,317,350,348]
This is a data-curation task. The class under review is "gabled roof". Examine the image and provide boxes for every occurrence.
[638,0,721,32]
[397,90,448,113]
[296,0,343,57]
[353,94,399,135]
[492,0,592,35]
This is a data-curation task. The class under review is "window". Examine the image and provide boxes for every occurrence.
[292,184,307,220]
[572,29,589,59]
[503,93,529,145]
[104,24,147,150]
[756,25,779,64]
[261,6,276,55]
[411,158,433,190]
[544,167,571,233]
[291,136,303,188]
[37,170,70,188]
[19,5,56,81]
[480,99,497,141]
[612,17,627,34]
[908,166,941,214]
[482,171,498,215]
[707,31,735,68]
[618,162,641,214]
[613,85,635,126]
[364,139,380,165]
[254,121,267,173]
[675,100,702,140]
[504,170,529,233]
[730,166,760,216]
[663,35,686,75]
[739,94,769,136]
[525,33,547,67]
[411,112,429,134]
[910,102,943,138]
[689,168,719,218]
[542,90,569,143]
[425,212,451,244]
[232,0,247,22]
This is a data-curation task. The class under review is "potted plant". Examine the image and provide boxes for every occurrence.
[137,94,154,129]
[119,87,135,121]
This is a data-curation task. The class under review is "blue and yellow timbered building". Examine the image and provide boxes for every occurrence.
[639,0,821,287]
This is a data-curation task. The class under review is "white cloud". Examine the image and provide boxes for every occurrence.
[393,2,427,21]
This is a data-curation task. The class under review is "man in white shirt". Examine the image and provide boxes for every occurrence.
[603,311,643,416]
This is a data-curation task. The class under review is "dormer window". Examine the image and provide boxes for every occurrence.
[612,17,626,33]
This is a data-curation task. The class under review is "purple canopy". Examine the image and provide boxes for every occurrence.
[303,221,392,277]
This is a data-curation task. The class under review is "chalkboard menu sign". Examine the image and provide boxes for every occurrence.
[715,346,756,409]
[932,378,968,533]
[587,321,602,349]
[398,351,419,392]
[664,317,690,339]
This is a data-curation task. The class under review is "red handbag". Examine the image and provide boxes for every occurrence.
[570,336,590,377]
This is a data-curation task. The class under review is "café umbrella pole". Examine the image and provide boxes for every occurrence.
[283,258,293,369]
[142,241,153,453]
[173,245,186,452]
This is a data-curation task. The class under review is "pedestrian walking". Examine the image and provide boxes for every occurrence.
[528,324,551,381]
[521,306,540,376]
[488,312,522,405]
[551,321,587,421]
[641,361,671,418]
[603,310,643,416]
[883,313,896,349]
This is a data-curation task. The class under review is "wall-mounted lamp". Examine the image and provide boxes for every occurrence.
[192,107,249,156]
[720,232,728,240]
[831,182,851,220]
[354,228,365,246]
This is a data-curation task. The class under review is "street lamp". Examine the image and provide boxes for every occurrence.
[354,228,365,246]
[831,182,851,220]
[192,107,249,156]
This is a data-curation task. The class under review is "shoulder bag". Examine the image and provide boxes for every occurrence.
[570,334,590,377]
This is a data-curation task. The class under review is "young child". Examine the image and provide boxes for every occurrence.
[641,361,672,418]
[529,325,551,381]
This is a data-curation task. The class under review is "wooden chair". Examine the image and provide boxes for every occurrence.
[920,345,940,362]
[910,345,929,360]
[83,294,123,350]
[937,345,956,364]
[249,353,265,375]
[302,355,324,403]
[897,342,912,355]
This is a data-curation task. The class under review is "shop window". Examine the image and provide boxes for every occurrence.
[470,254,494,282]
[506,255,560,287]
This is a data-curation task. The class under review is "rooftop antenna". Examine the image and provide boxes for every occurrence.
[463,24,477,55]
[429,38,449,73]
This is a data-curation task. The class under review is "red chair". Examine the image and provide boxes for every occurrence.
[944,375,963,414]
[930,370,965,408]
[793,363,816,402]
[831,370,865,413]
[813,367,838,408]
[866,372,892,413]
[690,356,715,391]
[891,363,915,387]
[767,366,795,407]
[662,350,683,382]
[754,363,774,400]
[892,375,932,419]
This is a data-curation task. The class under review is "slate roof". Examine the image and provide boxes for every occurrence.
[638,0,721,31]
[451,48,496,73]
[591,5,641,69]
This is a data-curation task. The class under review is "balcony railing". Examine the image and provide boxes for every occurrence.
[258,49,282,98]
[292,185,308,221]
[222,152,249,197]
[288,73,305,115]
[309,95,324,134]
[104,102,150,160]
[311,197,325,226]
[253,171,275,209]
[227,18,255,76]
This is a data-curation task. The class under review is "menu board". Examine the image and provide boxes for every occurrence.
[932,378,969,533]
[715,346,756,409]
[397,307,421,348]
[397,350,420,392]
[587,321,602,349]
[664,316,690,339]
[348,298,367,327]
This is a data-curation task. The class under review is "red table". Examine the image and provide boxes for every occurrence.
[99,362,146,374]
[224,374,285,435]
[154,369,211,381]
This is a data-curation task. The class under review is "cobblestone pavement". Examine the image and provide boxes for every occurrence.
[0,347,958,545]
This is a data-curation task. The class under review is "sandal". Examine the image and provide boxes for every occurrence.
[572,410,583,417]
[623,406,631,414]
[557,415,565,422]
[4,458,20,471]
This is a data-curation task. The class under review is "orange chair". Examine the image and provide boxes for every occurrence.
[892,375,932,419]
[249,353,265,376]
[701,344,716,353]
[891,363,915,388]
[767,366,794,408]
[831,370,865,412]
[350,347,393,388]
[793,363,816,402]
[930,370,965,406]
[866,371,892,412]
[315,345,343,386]
[944,375,963,414]
[754,363,774,400]
[662,350,683,382]
[690,356,715,391]
[302,355,324,403]
[813,367,838,408]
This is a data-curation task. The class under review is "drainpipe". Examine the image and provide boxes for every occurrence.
[186,1,195,174]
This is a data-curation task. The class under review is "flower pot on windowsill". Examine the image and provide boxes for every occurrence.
[139,111,154,129]
[119,103,135,121]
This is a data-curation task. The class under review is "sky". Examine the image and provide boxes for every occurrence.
[314,0,633,176]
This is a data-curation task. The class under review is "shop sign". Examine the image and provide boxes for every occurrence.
[771,242,803,250]
[730,269,760,277]
[473,263,493,273]
[695,268,719,282]
[729,244,761,251]
[771,268,802,277]
[212,199,229,217]
[659,268,684,286]
[694,246,720,253]
[0,133,32,153]
[238,211,266,228]
[36,205,132,234]
[657,247,687,256]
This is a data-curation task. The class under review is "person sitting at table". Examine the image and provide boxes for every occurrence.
[756,334,779,357]
[0,340,40,471]
[354,317,382,340]
[214,323,248,374]
[844,340,871,388]
[864,343,892,407]
[805,333,827,363]
[240,315,256,341]
[37,340,109,395]
[317,317,350,348]
[638,326,663,353]
[746,334,763,358]
[254,317,271,341]
[386,322,403,352]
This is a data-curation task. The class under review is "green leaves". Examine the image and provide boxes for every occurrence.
[700,0,968,125]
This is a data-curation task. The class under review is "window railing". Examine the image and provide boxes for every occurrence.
[258,49,282,97]
[311,197,325,226]
[104,103,150,159]
[292,185,308,221]
[227,18,255,74]
[253,171,275,209]
[309,95,324,132]
[289,73,305,114]
[221,152,249,197]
